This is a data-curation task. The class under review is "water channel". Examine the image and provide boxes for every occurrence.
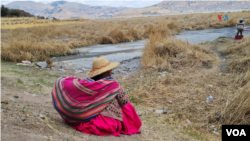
[52,25,250,73]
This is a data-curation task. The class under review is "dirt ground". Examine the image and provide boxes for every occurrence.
[1,37,236,141]
[1,63,192,141]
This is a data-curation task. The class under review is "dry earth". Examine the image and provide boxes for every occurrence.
[1,63,194,141]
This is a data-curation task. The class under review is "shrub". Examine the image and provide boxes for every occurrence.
[9,9,21,17]
[1,5,9,17]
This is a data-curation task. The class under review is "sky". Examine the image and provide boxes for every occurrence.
[0,0,163,8]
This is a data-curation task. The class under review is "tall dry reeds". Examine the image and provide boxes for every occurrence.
[217,36,250,125]
[127,28,140,41]
[224,36,250,73]
[167,21,181,33]
[143,21,172,38]
[98,28,124,44]
[1,19,178,62]
[1,38,73,62]
[219,80,250,124]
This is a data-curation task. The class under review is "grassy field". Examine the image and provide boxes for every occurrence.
[1,17,89,29]
[1,10,250,63]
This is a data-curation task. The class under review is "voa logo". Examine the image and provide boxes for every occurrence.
[226,129,246,136]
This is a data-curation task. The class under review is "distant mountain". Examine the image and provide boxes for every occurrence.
[6,1,51,16]
[5,1,250,19]
[6,1,134,19]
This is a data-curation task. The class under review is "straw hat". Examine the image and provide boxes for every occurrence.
[88,57,120,78]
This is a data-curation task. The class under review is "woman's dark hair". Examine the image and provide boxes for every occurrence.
[92,73,105,81]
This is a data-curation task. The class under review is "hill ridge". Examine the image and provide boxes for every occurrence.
[5,1,250,19]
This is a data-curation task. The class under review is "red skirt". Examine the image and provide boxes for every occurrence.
[71,102,142,136]
[235,35,243,40]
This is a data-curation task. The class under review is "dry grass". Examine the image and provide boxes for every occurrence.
[226,58,250,73]
[142,21,172,38]
[223,36,250,73]
[1,38,73,62]
[1,10,250,63]
[141,32,215,71]
[119,32,224,138]
[130,35,250,135]
[220,81,250,124]
[217,37,250,125]
[1,17,89,29]
[120,65,235,140]
[167,21,181,33]
[223,36,250,59]
[1,20,172,62]
[120,34,250,138]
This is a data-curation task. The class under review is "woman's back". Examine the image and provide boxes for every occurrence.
[51,57,141,136]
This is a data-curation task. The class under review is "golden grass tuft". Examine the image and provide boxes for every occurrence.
[226,57,250,73]
[196,25,205,30]
[167,21,181,33]
[108,28,130,43]
[99,35,117,44]
[236,70,250,87]
[99,27,141,44]
[220,81,250,124]
[143,21,172,38]
[141,33,215,70]
[127,28,140,40]
[224,36,250,73]
[223,36,250,58]
[227,18,237,27]
[46,58,53,68]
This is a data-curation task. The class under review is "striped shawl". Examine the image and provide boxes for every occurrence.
[52,76,120,125]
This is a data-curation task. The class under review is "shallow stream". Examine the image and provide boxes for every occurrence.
[52,25,250,74]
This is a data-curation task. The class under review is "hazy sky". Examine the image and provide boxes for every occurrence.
[1,0,163,8]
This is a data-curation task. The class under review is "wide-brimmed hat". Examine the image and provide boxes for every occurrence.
[88,57,120,78]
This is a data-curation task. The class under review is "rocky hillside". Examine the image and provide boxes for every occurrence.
[116,1,250,17]
[5,1,250,19]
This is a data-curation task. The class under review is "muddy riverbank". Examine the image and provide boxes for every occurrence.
[52,40,146,77]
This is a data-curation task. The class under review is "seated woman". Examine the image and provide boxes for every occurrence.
[51,57,141,136]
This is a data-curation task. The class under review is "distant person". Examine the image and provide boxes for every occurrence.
[236,19,245,36]
[51,57,141,136]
